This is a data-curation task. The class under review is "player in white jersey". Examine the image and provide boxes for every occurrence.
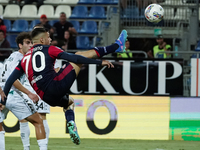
[0,32,47,150]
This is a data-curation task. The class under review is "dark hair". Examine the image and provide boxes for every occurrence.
[0,19,4,25]
[16,32,32,48]
[60,12,66,15]
[31,27,48,39]
[64,30,73,41]
[0,29,4,34]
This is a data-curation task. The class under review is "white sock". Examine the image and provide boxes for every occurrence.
[0,131,5,150]
[19,122,30,150]
[43,120,50,144]
[37,138,47,150]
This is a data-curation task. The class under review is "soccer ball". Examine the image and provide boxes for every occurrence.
[144,4,164,23]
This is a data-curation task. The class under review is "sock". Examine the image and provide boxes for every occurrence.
[65,109,74,123]
[19,122,30,150]
[43,120,50,144]
[37,138,47,150]
[94,43,119,58]
[0,131,5,150]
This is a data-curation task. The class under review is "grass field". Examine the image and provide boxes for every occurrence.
[4,137,200,150]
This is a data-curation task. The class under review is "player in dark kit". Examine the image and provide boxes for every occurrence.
[1,28,128,145]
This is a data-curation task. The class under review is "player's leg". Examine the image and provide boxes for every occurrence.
[25,112,47,150]
[0,119,5,150]
[6,93,47,150]
[63,96,80,145]
[0,107,10,150]
[35,99,50,144]
[69,30,127,76]
[19,119,30,150]
[75,30,128,59]
[39,113,50,144]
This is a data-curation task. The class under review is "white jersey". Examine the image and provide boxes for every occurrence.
[0,52,36,120]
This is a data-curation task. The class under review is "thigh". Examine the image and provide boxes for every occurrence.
[6,93,36,121]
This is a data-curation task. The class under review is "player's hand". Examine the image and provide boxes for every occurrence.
[0,103,5,111]
[101,60,114,68]
[27,92,39,103]
[0,91,6,102]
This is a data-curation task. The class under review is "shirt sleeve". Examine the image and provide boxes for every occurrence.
[1,63,24,105]
[57,52,102,65]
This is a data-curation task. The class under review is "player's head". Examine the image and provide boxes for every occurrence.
[60,12,67,23]
[31,27,52,45]
[16,32,32,55]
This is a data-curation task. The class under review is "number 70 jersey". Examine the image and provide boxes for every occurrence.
[17,44,64,99]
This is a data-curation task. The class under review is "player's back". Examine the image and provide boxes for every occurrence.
[21,44,58,94]
[0,51,24,85]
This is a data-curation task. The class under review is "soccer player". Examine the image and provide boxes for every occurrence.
[1,28,128,145]
[0,32,47,150]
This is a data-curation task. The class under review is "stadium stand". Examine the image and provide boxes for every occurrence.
[29,19,40,31]
[96,0,116,4]
[61,0,79,4]
[76,36,91,49]
[3,19,11,32]
[0,5,3,15]
[78,0,96,4]
[11,20,29,32]
[49,20,59,26]
[20,5,38,19]
[89,6,106,19]
[69,20,80,32]
[70,5,88,19]
[38,5,54,18]
[43,0,62,5]
[54,5,71,18]
[6,34,18,48]
[79,21,98,34]
[3,4,20,18]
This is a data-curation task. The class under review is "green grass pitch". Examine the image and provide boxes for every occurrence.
[4,137,200,150]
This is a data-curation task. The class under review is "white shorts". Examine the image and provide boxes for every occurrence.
[34,99,50,114]
[5,91,36,121]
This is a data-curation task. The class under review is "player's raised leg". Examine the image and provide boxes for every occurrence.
[69,30,127,76]
[75,30,128,59]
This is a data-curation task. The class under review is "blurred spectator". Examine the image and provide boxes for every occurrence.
[24,0,44,7]
[0,30,10,48]
[37,14,55,41]
[117,40,132,58]
[0,16,7,38]
[53,12,77,47]
[0,30,10,56]
[147,35,171,58]
[61,30,76,51]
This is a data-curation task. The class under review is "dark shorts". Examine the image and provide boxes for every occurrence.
[43,62,76,107]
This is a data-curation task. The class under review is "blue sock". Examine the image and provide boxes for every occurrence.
[65,109,75,123]
[94,43,119,58]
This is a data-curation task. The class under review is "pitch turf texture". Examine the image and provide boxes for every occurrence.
[4,137,200,150]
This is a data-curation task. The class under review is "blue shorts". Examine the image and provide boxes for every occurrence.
[43,62,76,107]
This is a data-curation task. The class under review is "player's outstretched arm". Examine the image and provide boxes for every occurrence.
[13,80,39,103]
